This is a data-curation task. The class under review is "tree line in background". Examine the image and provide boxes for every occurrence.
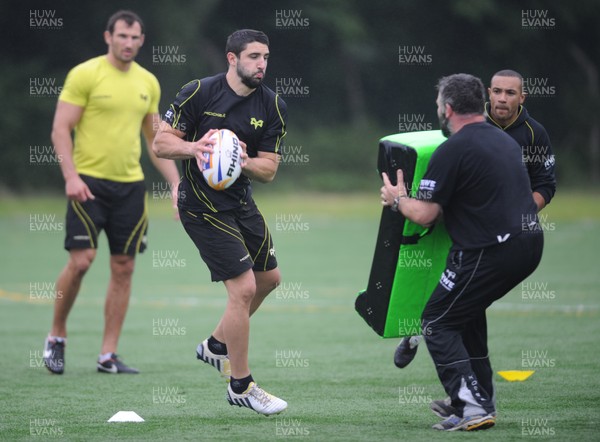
[3,0,598,193]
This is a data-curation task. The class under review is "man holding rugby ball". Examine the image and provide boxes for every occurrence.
[153,29,288,415]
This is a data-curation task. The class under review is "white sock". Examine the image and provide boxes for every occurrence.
[48,335,66,344]
[99,352,113,362]
[408,335,422,349]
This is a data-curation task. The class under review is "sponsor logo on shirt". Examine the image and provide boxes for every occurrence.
[440,269,456,291]
[203,111,226,118]
[496,233,511,243]
[250,117,264,129]
[419,179,436,192]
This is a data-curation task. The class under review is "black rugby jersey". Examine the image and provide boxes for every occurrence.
[163,73,287,212]
[417,122,538,250]
[485,103,556,205]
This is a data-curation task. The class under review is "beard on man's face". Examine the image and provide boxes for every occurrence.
[438,111,451,138]
[237,65,263,89]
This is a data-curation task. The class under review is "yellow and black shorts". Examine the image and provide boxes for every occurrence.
[64,175,147,256]
[180,199,277,282]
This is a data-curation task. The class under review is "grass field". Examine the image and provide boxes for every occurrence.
[1,191,599,441]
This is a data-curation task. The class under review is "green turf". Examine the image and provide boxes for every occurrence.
[1,191,599,441]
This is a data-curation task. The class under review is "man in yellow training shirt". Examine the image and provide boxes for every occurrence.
[43,10,180,374]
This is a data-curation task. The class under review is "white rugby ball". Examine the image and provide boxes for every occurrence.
[200,129,243,190]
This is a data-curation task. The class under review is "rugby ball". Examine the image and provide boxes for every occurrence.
[200,129,243,190]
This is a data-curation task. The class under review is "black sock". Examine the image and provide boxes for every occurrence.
[230,374,254,394]
[207,335,228,355]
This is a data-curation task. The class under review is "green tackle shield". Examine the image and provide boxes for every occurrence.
[355,130,452,338]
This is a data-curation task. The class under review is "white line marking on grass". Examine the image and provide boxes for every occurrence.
[2,288,598,316]
[490,303,599,315]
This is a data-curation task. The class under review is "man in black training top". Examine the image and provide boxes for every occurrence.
[394,69,556,379]
[380,73,544,431]
[486,69,556,210]
[153,29,288,415]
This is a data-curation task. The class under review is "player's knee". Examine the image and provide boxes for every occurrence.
[110,255,135,279]
[68,249,96,275]
[230,286,256,307]
[226,275,257,306]
[259,268,281,295]
[267,274,282,293]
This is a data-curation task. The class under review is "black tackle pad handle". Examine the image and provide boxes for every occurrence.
[355,141,417,336]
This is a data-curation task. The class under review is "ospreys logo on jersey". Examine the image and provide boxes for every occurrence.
[250,117,264,129]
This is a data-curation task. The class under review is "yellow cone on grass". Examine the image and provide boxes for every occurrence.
[497,370,535,381]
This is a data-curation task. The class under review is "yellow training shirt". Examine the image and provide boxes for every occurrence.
[59,55,160,182]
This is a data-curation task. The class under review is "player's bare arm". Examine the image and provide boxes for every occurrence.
[143,114,180,186]
[381,170,441,227]
[51,101,95,202]
[153,121,216,161]
[142,113,181,213]
[241,150,279,183]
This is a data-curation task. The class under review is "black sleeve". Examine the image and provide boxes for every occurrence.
[163,80,202,139]
[262,94,288,155]
[416,142,458,206]
[526,123,557,205]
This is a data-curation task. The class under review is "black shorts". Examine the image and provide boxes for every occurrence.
[422,230,544,327]
[180,199,277,282]
[64,175,148,256]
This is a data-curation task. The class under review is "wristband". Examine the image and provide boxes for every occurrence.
[391,194,408,212]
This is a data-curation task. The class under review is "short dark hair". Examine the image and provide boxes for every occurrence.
[491,69,523,83]
[225,29,269,57]
[490,69,523,91]
[106,10,144,35]
[437,73,485,115]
